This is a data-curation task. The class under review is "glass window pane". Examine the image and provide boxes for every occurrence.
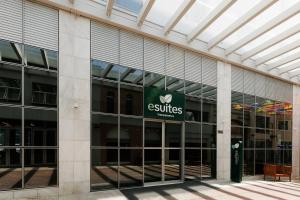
[284,150,292,165]
[165,149,181,181]
[0,148,22,190]
[202,99,216,123]
[231,126,243,139]
[120,84,142,116]
[0,64,22,105]
[202,85,217,100]
[201,149,216,179]
[25,45,46,69]
[144,121,162,147]
[185,96,201,122]
[185,149,201,180]
[144,71,165,88]
[202,124,216,148]
[46,50,58,70]
[92,79,118,114]
[120,149,142,188]
[144,149,161,183]
[185,81,201,96]
[120,117,142,147]
[165,123,181,148]
[0,106,21,146]
[120,66,143,86]
[266,150,275,164]
[243,150,254,176]
[92,114,118,147]
[266,130,275,149]
[91,149,118,190]
[24,149,57,187]
[244,128,255,148]
[231,92,243,126]
[24,109,57,146]
[265,100,276,129]
[275,150,284,165]
[24,68,57,107]
[166,76,184,93]
[256,97,266,128]
[244,95,255,127]
[284,102,292,149]
[185,123,201,147]
[255,150,265,175]
[255,129,265,148]
[0,40,22,64]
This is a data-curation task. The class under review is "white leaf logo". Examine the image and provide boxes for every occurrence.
[159,94,172,104]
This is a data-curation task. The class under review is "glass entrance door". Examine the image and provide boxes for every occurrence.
[144,120,182,184]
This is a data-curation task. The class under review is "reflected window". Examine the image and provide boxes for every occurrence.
[24,109,57,147]
[0,64,22,104]
[202,85,217,100]
[185,81,201,96]
[92,60,121,81]
[92,114,118,147]
[25,46,45,69]
[120,117,142,147]
[119,66,143,86]
[24,68,57,107]
[92,79,118,113]
[120,84,142,116]
[166,76,184,93]
[0,40,22,64]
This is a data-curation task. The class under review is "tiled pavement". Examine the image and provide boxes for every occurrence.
[86,180,300,200]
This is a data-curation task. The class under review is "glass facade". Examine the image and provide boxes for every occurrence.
[91,59,217,190]
[231,75,292,176]
[0,39,58,190]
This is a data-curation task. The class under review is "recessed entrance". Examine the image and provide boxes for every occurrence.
[144,120,183,185]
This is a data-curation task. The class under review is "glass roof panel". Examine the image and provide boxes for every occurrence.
[252,33,300,60]
[197,0,261,46]
[145,0,185,27]
[277,58,300,69]
[115,0,143,14]
[266,47,300,65]
[224,0,298,52]
[173,0,222,35]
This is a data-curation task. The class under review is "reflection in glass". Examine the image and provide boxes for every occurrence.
[0,40,22,64]
[202,99,216,123]
[256,97,265,128]
[202,85,217,100]
[185,81,201,96]
[119,66,143,86]
[244,95,255,127]
[244,128,255,148]
[185,96,201,122]
[255,129,265,148]
[24,109,57,146]
[24,149,57,187]
[243,150,254,176]
[144,121,162,147]
[165,123,181,148]
[0,64,21,104]
[231,92,243,126]
[202,124,216,148]
[185,123,201,147]
[231,126,242,139]
[144,72,165,88]
[120,85,142,116]
[92,114,118,147]
[120,149,142,188]
[24,68,57,107]
[120,117,142,147]
[185,149,201,180]
[25,46,46,69]
[166,76,184,93]
[266,150,275,164]
[91,149,118,190]
[144,149,161,183]
[0,148,22,190]
[265,99,275,129]
[0,106,21,146]
[201,149,216,178]
[165,149,181,181]
[284,150,292,165]
[92,79,118,113]
[255,150,265,175]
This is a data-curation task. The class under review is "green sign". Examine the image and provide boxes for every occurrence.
[144,87,185,121]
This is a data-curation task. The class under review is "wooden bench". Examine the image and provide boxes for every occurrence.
[263,164,292,181]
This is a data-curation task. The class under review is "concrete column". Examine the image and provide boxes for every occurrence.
[216,61,231,181]
[59,11,91,195]
[292,85,300,179]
